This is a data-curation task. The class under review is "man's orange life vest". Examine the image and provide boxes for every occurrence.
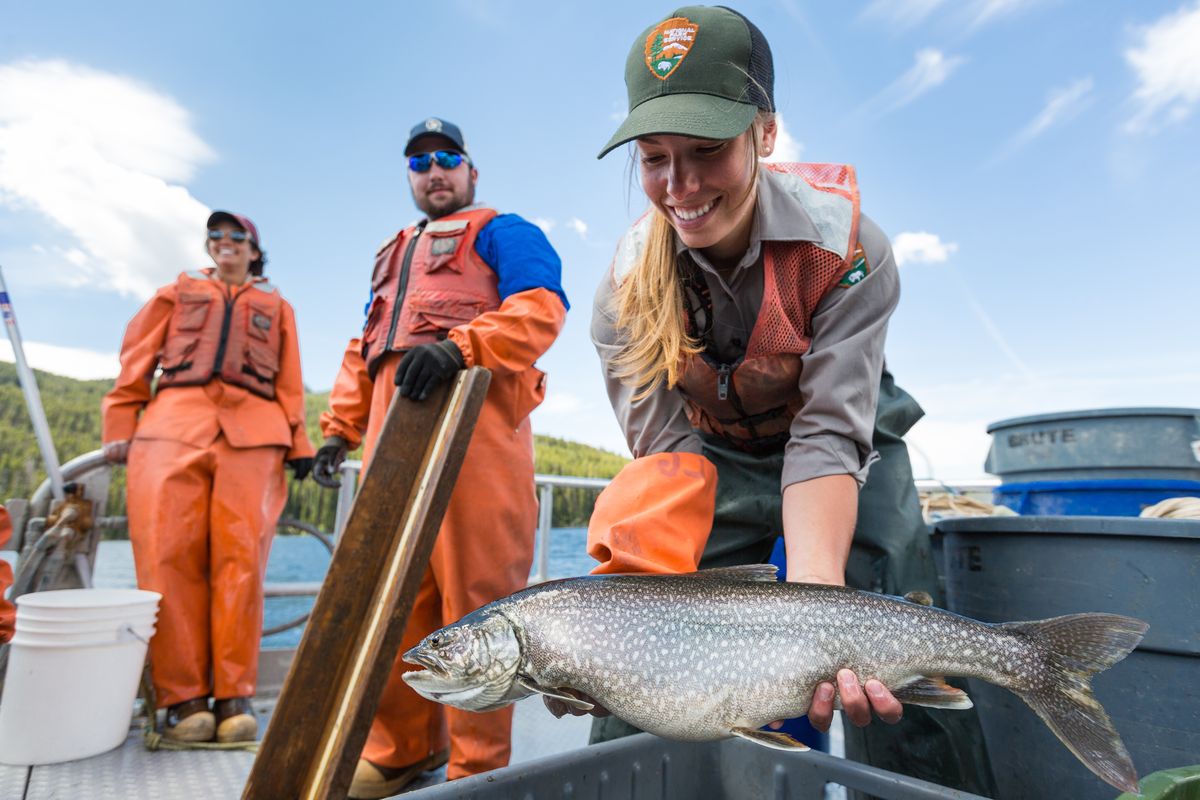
[615,163,862,452]
[156,270,284,400]
[361,205,501,378]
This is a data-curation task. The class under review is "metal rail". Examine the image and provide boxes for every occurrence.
[19,453,999,624]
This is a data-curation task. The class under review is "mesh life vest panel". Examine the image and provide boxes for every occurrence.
[361,206,501,378]
[156,270,284,400]
[614,163,861,452]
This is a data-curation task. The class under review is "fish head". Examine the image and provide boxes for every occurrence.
[401,609,524,712]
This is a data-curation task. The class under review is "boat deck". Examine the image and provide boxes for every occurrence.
[1,695,594,799]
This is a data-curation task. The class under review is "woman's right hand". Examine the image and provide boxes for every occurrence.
[102,440,130,464]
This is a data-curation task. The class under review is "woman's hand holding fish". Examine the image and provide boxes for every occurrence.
[809,669,904,731]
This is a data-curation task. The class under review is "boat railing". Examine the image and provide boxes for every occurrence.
[14,452,999,614]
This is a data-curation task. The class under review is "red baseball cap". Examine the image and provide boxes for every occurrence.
[207,210,260,247]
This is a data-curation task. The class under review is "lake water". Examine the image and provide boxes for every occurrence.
[78,527,595,648]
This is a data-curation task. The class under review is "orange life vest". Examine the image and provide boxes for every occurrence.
[615,163,862,452]
[156,270,284,400]
[361,205,501,378]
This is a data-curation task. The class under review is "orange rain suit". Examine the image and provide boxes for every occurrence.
[101,269,313,708]
[321,285,565,780]
[1,505,13,643]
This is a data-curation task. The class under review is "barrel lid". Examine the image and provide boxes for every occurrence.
[986,407,1200,434]
[935,515,1200,540]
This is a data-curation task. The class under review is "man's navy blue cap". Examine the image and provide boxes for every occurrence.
[404,118,468,156]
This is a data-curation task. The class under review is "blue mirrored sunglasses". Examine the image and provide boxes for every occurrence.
[207,229,250,243]
[408,150,468,173]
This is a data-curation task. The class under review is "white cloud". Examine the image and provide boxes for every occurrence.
[0,59,215,299]
[532,217,556,234]
[866,49,966,116]
[862,0,1052,32]
[965,0,1048,30]
[1124,2,1200,133]
[0,340,119,380]
[567,218,588,239]
[892,231,959,265]
[989,78,1093,163]
[861,0,952,29]
[762,113,804,163]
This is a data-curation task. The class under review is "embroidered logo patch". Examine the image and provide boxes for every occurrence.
[431,236,460,256]
[251,313,272,330]
[836,245,871,289]
[424,118,443,132]
[645,17,699,80]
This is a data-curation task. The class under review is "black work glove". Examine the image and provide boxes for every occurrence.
[312,436,349,489]
[287,457,314,481]
[394,339,465,401]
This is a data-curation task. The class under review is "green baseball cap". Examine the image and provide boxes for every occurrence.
[599,5,775,159]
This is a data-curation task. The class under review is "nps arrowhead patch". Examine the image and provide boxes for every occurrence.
[836,245,871,289]
[645,17,699,81]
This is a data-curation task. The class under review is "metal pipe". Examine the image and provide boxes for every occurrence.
[0,265,65,502]
[533,483,554,584]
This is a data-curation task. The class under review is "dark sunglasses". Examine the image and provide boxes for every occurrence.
[408,150,468,173]
[207,229,251,243]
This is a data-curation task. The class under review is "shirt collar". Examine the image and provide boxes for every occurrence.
[673,167,824,277]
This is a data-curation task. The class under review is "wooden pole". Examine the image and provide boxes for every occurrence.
[243,367,491,800]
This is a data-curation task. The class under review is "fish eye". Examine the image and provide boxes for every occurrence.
[430,634,441,647]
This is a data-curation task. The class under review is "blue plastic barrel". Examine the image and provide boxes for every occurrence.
[992,479,1200,516]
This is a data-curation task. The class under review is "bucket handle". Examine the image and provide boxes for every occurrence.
[120,624,150,645]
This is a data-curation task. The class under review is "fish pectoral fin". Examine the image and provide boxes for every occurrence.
[891,677,974,710]
[730,727,810,751]
[690,565,779,582]
[517,678,595,712]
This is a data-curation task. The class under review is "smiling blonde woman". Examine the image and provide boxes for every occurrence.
[583,5,996,794]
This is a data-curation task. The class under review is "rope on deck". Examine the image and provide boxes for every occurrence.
[142,725,259,753]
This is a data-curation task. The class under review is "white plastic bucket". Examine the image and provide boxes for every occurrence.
[0,588,162,765]
[14,616,156,635]
[9,625,156,647]
[16,588,160,619]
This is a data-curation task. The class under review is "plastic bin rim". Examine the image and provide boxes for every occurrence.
[986,407,1200,433]
[935,515,1200,539]
[995,479,1200,490]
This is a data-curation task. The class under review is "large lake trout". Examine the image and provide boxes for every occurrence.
[402,565,1146,793]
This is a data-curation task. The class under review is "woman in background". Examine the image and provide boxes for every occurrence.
[102,211,313,743]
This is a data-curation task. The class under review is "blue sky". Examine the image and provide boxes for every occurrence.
[2,0,1198,478]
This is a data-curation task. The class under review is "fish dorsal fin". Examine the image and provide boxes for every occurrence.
[903,590,934,606]
[689,565,779,582]
[730,727,810,751]
[891,677,974,710]
[516,677,595,711]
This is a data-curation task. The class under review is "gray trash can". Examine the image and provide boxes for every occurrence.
[937,516,1200,800]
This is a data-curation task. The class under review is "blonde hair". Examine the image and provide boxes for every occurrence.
[611,112,775,400]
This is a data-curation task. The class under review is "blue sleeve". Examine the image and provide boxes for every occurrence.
[474,214,570,310]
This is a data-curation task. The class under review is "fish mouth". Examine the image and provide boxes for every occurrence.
[402,648,448,677]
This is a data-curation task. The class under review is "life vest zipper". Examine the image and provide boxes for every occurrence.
[212,289,235,377]
[717,364,731,400]
[384,224,425,353]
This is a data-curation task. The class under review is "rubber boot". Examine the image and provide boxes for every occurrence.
[348,750,450,799]
[163,697,215,743]
[214,696,257,743]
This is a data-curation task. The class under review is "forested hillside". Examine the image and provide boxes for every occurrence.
[0,362,626,533]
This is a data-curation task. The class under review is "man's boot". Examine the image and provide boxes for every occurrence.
[163,697,214,742]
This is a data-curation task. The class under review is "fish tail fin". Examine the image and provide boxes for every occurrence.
[1002,613,1147,795]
